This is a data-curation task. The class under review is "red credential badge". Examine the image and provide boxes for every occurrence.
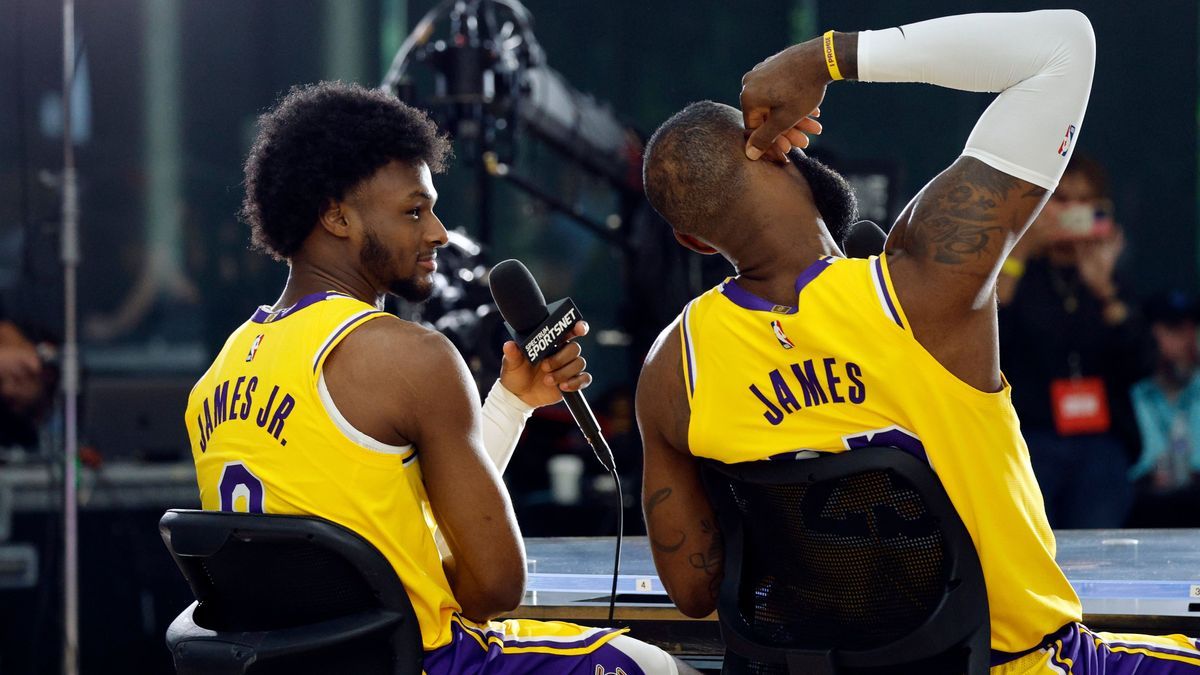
[1049,377,1110,435]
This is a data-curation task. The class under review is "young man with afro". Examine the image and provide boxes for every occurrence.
[186,81,693,674]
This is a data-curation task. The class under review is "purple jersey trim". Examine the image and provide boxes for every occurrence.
[720,278,795,314]
[873,258,905,329]
[681,304,696,398]
[720,256,836,314]
[794,255,834,294]
[250,290,349,324]
[311,309,388,374]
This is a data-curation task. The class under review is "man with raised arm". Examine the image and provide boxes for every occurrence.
[638,11,1200,672]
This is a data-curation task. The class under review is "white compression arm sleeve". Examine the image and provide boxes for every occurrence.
[480,379,534,474]
[858,10,1095,190]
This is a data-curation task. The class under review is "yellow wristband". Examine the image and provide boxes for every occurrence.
[1001,257,1026,278]
[823,30,844,81]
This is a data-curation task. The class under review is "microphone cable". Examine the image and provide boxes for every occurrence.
[606,455,623,626]
[579,422,622,625]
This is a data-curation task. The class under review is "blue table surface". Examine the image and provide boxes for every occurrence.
[525,530,1200,617]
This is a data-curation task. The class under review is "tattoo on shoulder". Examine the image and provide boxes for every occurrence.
[904,159,1046,266]
[646,488,687,554]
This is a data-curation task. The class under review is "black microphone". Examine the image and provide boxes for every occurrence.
[488,259,615,473]
[842,219,888,258]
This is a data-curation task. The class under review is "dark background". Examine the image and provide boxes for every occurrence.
[2,0,1195,375]
[0,1,1196,672]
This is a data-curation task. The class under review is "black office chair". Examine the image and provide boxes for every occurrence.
[159,509,423,675]
[700,446,989,675]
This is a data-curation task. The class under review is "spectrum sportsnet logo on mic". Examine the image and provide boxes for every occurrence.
[515,298,582,365]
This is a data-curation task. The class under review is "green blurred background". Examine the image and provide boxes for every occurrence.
[0,2,1196,671]
[1,0,1194,395]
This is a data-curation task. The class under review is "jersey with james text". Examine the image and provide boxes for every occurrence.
[680,254,1081,654]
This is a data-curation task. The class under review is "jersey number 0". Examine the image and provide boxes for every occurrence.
[217,461,266,513]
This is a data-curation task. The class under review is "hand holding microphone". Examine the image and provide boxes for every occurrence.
[489,258,625,624]
[498,322,591,408]
[489,259,615,472]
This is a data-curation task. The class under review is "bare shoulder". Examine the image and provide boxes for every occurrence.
[323,314,478,445]
[325,315,464,387]
[641,316,682,381]
[636,315,690,452]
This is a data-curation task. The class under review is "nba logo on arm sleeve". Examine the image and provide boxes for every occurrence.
[1058,124,1076,157]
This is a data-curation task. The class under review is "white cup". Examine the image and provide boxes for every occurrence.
[547,454,585,505]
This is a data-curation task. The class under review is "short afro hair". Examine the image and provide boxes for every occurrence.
[642,101,746,239]
[241,81,452,260]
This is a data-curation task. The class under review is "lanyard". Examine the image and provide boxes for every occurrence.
[1048,265,1080,315]
[1049,265,1086,377]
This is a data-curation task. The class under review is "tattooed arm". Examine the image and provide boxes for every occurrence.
[740,12,1094,391]
[873,12,1093,391]
[635,318,723,618]
[885,159,1048,391]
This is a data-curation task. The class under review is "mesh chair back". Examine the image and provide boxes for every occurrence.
[160,509,422,674]
[701,447,988,675]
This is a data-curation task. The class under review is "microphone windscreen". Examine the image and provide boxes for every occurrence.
[842,219,888,258]
[489,259,549,335]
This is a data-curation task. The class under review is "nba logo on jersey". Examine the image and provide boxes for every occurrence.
[245,334,264,362]
[771,320,794,350]
[1057,124,1076,157]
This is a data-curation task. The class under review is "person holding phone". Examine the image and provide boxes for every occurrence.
[1126,291,1200,527]
[998,154,1152,528]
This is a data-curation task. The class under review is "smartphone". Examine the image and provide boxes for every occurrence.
[1056,199,1114,240]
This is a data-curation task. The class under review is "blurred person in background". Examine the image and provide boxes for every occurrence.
[0,304,57,450]
[997,154,1151,528]
[1126,291,1200,527]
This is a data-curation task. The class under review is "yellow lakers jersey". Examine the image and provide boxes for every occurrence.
[680,255,1081,654]
[185,291,461,650]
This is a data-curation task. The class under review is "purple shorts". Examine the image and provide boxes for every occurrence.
[422,615,677,675]
[995,623,1200,674]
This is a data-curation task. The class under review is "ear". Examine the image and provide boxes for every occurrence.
[318,199,351,239]
[673,231,719,255]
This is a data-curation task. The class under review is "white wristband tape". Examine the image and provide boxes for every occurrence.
[480,379,534,474]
